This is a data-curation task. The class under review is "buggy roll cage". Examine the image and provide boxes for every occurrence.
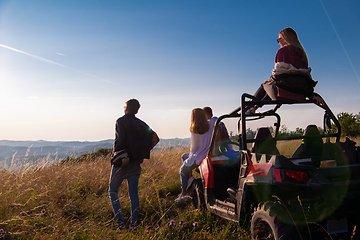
[209,92,341,153]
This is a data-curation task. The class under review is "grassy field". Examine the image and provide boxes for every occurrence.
[0,147,250,240]
[1,137,359,239]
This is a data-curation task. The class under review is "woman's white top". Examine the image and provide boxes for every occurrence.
[183,117,216,166]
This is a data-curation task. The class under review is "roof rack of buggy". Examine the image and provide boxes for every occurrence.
[222,93,329,117]
[209,92,341,153]
[240,92,327,114]
[239,92,341,149]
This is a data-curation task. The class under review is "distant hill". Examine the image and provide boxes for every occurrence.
[0,138,190,170]
[155,138,190,148]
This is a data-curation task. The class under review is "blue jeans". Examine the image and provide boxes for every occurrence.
[254,80,278,102]
[180,153,198,190]
[109,166,141,225]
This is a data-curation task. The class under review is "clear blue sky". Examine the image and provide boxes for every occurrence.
[1,0,359,141]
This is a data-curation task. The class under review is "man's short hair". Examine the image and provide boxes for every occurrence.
[126,99,140,114]
[203,106,213,118]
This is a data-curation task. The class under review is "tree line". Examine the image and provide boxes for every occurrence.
[334,112,360,138]
[231,112,360,139]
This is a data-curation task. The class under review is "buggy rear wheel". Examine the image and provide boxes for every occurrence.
[251,202,296,240]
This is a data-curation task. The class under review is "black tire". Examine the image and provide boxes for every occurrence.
[251,202,297,240]
[191,179,205,209]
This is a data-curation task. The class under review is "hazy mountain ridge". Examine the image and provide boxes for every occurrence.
[0,139,114,159]
[0,139,112,148]
[0,138,190,169]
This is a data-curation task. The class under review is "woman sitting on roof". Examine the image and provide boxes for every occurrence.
[246,27,322,114]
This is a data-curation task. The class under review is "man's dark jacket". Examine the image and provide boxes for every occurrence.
[114,113,155,162]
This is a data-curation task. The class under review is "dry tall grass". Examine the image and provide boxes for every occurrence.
[2,137,358,239]
[0,147,249,239]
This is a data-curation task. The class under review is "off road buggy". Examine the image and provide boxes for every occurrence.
[190,93,360,239]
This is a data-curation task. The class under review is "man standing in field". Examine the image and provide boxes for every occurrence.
[109,99,159,230]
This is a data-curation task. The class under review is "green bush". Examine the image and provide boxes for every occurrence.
[60,148,112,164]
[336,112,360,137]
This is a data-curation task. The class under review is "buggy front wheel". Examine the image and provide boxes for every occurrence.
[190,179,205,209]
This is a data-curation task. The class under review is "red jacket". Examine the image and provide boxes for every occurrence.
[275,45,308,69]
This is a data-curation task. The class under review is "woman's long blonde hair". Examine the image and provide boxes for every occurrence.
[279,27,308,66]
[190,108,210,134]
